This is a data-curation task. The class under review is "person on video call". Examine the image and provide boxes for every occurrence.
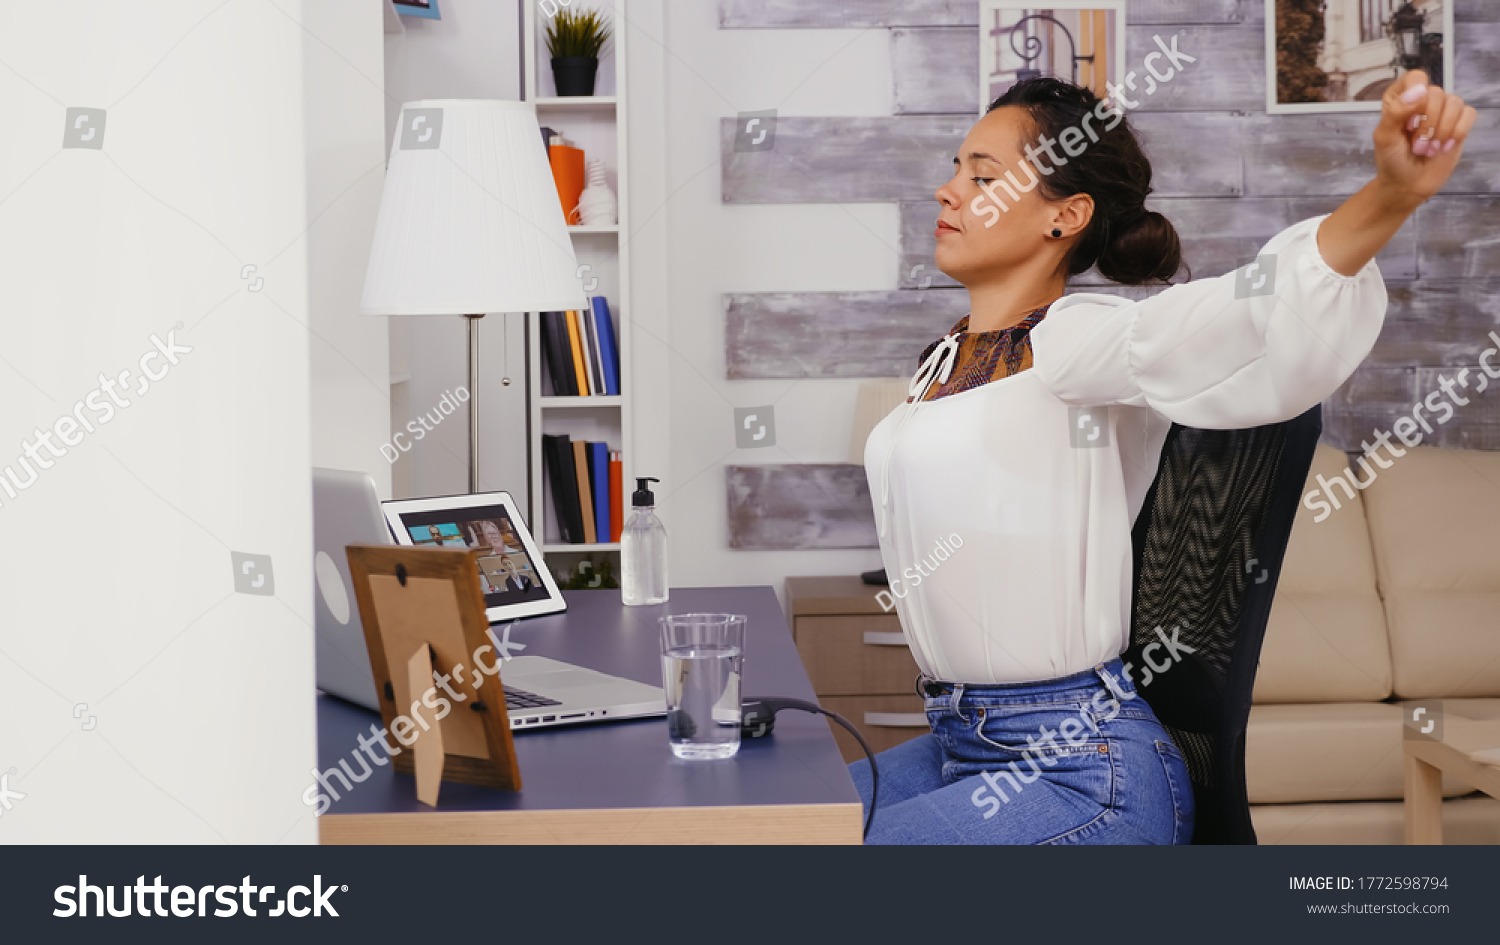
[498,555,534,593]
[478,519,519,556]
[425,524,456,547]
[854,71,1476,845]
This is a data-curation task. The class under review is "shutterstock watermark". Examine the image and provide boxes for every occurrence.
[970,33,1196,228]
[54,875,344,918]
[1069,405,1111,447]
[303,623,525,814]
[0,330,191,511]
[969,624,1195,818]
[0,768,24,818]
[379,386,469,464]
[874,533,963,613]
[734,110,777,152]
[1302,330,1500,523]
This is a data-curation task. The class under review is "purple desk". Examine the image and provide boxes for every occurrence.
[317,585,863,844]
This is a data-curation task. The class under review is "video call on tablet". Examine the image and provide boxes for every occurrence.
[381,491,567,622]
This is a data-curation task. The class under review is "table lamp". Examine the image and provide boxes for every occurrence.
[362,99,585,492]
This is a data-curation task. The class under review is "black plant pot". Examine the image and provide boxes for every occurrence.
[551,56,599,97]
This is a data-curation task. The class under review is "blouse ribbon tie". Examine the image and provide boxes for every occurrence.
[877,330,962,541]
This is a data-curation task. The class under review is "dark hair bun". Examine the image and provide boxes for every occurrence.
[1096,209,1182,285]
[987,78,1187,286]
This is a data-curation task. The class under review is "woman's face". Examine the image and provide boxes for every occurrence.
[482,521,504,551]
[933,105,1092,287]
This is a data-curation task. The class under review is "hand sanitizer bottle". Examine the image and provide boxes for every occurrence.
[621,477,668,606]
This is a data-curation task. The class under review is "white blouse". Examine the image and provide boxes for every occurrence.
[863,214,1387,684]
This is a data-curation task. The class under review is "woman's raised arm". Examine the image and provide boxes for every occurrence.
[1028,69,1478,431]
[1318,69,1477,276]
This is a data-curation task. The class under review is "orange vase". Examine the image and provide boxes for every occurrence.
[548,143,585,225]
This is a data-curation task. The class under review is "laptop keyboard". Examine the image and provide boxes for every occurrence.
[504,685,562,712]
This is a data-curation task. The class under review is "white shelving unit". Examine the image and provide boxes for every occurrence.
[522,0,631,563]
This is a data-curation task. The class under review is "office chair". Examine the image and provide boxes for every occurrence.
[1124,403,1322,844]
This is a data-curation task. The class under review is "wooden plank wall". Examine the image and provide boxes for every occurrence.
[721,0,1500,548]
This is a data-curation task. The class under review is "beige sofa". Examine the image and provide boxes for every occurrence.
[1248,443,1500,843]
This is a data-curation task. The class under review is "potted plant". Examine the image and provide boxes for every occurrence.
[545,7,612,97]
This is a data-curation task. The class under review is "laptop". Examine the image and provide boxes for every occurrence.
[312,469,666,730]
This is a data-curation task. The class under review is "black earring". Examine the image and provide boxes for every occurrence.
[1051,228,1062,238]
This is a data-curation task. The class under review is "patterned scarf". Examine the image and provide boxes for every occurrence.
[912,305,1051,402]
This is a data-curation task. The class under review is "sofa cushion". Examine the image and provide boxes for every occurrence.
[1361,445,1500,699]
[1246,702,1482,803]
[1253,445,1392,703]
[1251,795,1500,845]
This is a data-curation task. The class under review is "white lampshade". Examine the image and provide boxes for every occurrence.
[361,99,585,315]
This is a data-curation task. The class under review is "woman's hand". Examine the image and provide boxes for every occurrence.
[1317,70,1479,276]
[1373,69,1478,212]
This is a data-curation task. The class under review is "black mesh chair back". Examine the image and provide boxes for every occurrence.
[1124,404,1322,844]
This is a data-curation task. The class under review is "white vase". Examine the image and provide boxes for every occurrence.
[576,158,617,226]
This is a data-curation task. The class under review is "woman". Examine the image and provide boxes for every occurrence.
[478,519,518,556]
[854,71,1475,844]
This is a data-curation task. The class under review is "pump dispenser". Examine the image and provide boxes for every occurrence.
[621,476,668,605]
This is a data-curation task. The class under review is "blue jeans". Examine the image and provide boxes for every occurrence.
[847,658,1195,844]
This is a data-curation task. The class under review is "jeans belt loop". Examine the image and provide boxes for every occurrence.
[916,673,935,700]
[1094,661,1132,715]
[950,682,967,722]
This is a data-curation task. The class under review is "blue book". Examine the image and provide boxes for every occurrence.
[590,296,620,396]
[590,441,610,543]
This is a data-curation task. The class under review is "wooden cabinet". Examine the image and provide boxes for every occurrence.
[785,576,929,764]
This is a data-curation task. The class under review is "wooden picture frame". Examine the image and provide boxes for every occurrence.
[392,0,441,21]
[345,544,521,805]
[978,1,1126,112]
[1265,0,1455,114]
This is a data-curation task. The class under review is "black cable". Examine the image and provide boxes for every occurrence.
[742,697,879,841]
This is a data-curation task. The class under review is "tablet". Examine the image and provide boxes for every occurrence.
[380,490,567,623]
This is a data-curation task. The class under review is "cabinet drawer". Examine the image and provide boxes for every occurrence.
[793,614,920,696]
[818,694,930,765]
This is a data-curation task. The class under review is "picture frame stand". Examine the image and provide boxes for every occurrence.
[345,544,523,806]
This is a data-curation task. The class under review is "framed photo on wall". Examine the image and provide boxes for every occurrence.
[978,1,1127,113]
[1266,0,1454,113]
[392,0,441,20]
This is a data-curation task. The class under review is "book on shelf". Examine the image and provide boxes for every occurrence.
[582,439,598,533]
[540,301,621,398]
[576,306,599,396]
[542,433,586,544]
[581,302,605,397]
[540,311,576,396]
[541,434,623,546]
[570,439,597,543]
[608,449,623,542]
[590,296,620,396]
[589,441,609,545]
[564,309,590,395]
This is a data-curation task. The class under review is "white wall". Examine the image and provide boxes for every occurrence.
[377,1,909,608]
[641,1,902,609]
[383,0,532,504]
[0,0,381,844]
[307,2,392,496]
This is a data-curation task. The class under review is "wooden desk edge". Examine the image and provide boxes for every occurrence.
[319,802,864,845]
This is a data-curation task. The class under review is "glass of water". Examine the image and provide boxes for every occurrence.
[659,613,746,759]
